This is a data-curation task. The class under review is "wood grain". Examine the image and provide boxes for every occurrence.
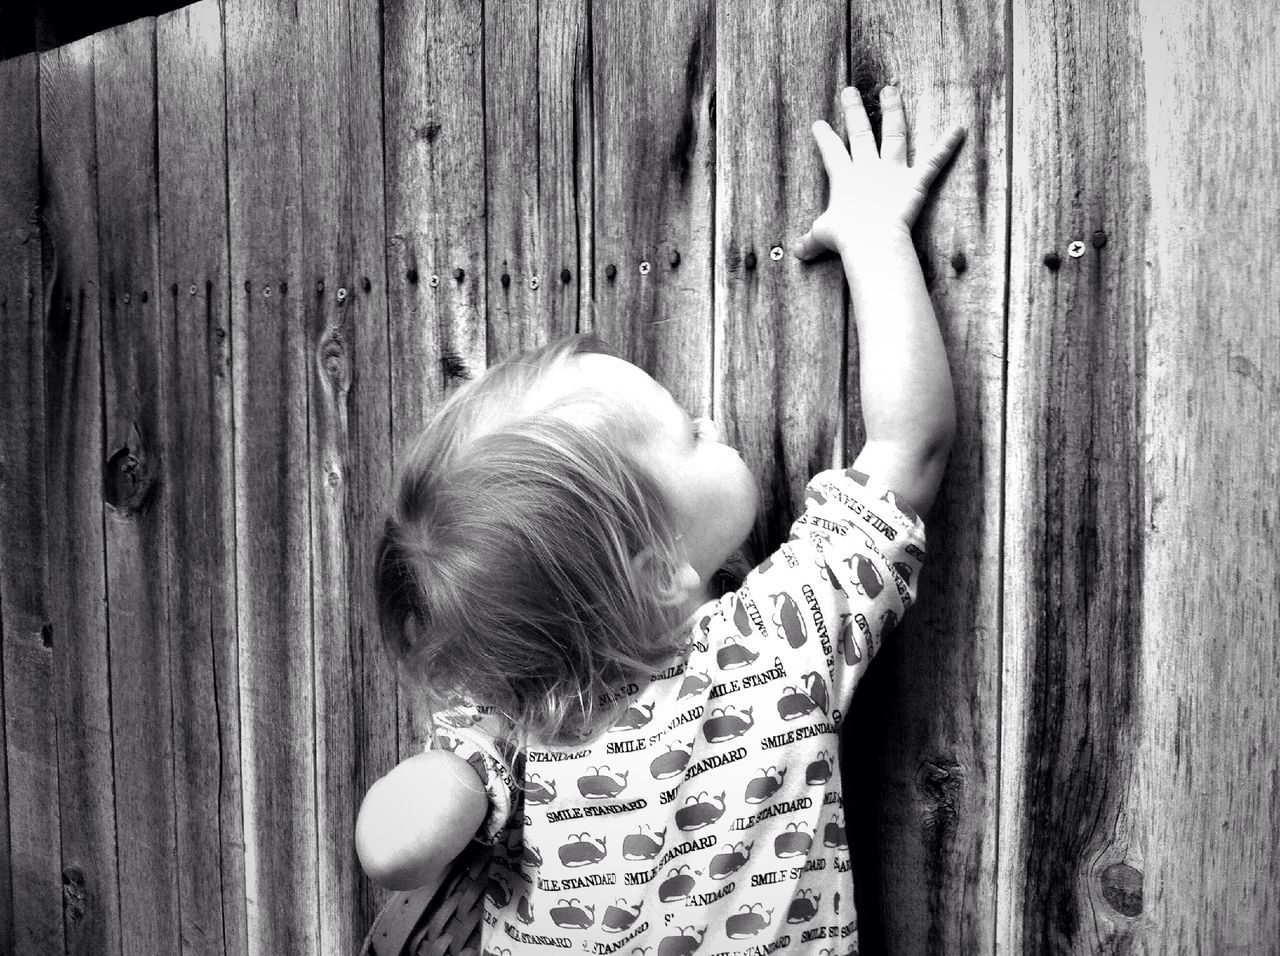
[93,19,182,953]
[155,2,249,953]
[483,0,591,357]
[38,35,121,956]
[382,0,488,755]
[297,0,398,944]
[714,0,845,552]
[591,0,715,407]
[1130,0,1280,948]
[0,50,63,956]
[223,0,317,950]
[838,2,1007,954]
[1002,0,1149,950]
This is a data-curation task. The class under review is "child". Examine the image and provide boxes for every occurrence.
[358,83,964,954]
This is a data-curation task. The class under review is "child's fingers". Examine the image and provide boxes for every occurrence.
[912,124,966,192]
[840,87,878,164]
[879,86,907,166]
[810,120,853,179]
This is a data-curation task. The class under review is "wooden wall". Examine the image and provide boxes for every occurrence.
[1,0,1276,953]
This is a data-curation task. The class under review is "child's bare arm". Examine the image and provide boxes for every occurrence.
[356,749,488,891]
[791,84,964,517]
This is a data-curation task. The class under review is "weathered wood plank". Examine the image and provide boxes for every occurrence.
[837,2,1007,953]
[93,19,182,954]
[484,0,591,357]
[382,0,488,754]
[296,0,398,943]
[592,0,715,406]
[714,0,844,551]
[1001,0,1149,949]
[155,2,249,952]
[0,50,64,956]
[1126,0,1280,948]
[38,35,122,956]
[223,0,317,950]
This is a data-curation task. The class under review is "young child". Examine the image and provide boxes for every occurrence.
[358,84,964,954]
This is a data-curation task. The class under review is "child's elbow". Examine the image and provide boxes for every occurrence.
[355,750,489,890]
[355,790,418,889]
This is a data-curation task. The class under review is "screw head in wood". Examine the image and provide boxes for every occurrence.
[453,267,464,282]
[429,274,439,288]
[264,286,271,297]
[1091,229,1108,248]
[530,276,540,290]
[770,246,783,261]
[123,292,131,304]
[639,261,651,275]
[336,287,347,302]
[1068,240,1086,258]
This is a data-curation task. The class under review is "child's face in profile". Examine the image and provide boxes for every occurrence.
[543,353,759,605]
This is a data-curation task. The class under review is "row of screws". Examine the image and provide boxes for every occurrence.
[78,232,1115,308]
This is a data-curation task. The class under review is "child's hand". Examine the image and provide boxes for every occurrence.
[790,85,965,260]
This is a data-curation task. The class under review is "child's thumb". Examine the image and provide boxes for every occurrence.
[789,233,816,260]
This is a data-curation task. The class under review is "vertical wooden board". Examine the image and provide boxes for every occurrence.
[484,0,592,359]
[1002,0,1148,950]
[155,2,249,953]
[38,36,122,956]
[223,0,317,951]
[836,2,1006,954]
[382,0,487,754]
[0,51,64,956]
[592,0,715,412]
[93,18,181,954]
[1131,1,1280,948]
[296,0,397,943]
[714,0,843,558]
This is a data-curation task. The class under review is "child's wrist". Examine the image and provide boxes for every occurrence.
[837,225,915,260]
[837,228,919,283]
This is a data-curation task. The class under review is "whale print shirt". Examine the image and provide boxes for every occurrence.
[431,467,926,956]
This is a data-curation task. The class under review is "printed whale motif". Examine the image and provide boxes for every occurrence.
[726,903,774,940]
[557,832,607,867]
[548,898,595,929]
[767,590,807,648]
[703,705,754,743]
[649,743,692,781]
[622,825,666,861]
[576,765,629,799]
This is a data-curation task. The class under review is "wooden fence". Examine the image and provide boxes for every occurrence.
[1,0,1276,953]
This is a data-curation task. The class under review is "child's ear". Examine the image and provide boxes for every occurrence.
[631,547,701,607]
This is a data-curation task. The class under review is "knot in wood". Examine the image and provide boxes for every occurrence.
[319,332,349,390]
[62,865,87,922]
[104,425,155,514]
[1099,862,1143,917]
[441,352,472,380]
[916,758,963,821]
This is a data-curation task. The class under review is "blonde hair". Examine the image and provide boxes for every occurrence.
[374,332,743,751]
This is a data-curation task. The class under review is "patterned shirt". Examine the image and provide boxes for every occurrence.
[432,467,927,955]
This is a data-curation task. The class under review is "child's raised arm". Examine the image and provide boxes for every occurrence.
[355,749,488,891]
[790,84,965,518]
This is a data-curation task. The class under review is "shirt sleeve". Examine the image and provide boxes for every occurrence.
[732,466,928,722]
[429,698,523,845]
